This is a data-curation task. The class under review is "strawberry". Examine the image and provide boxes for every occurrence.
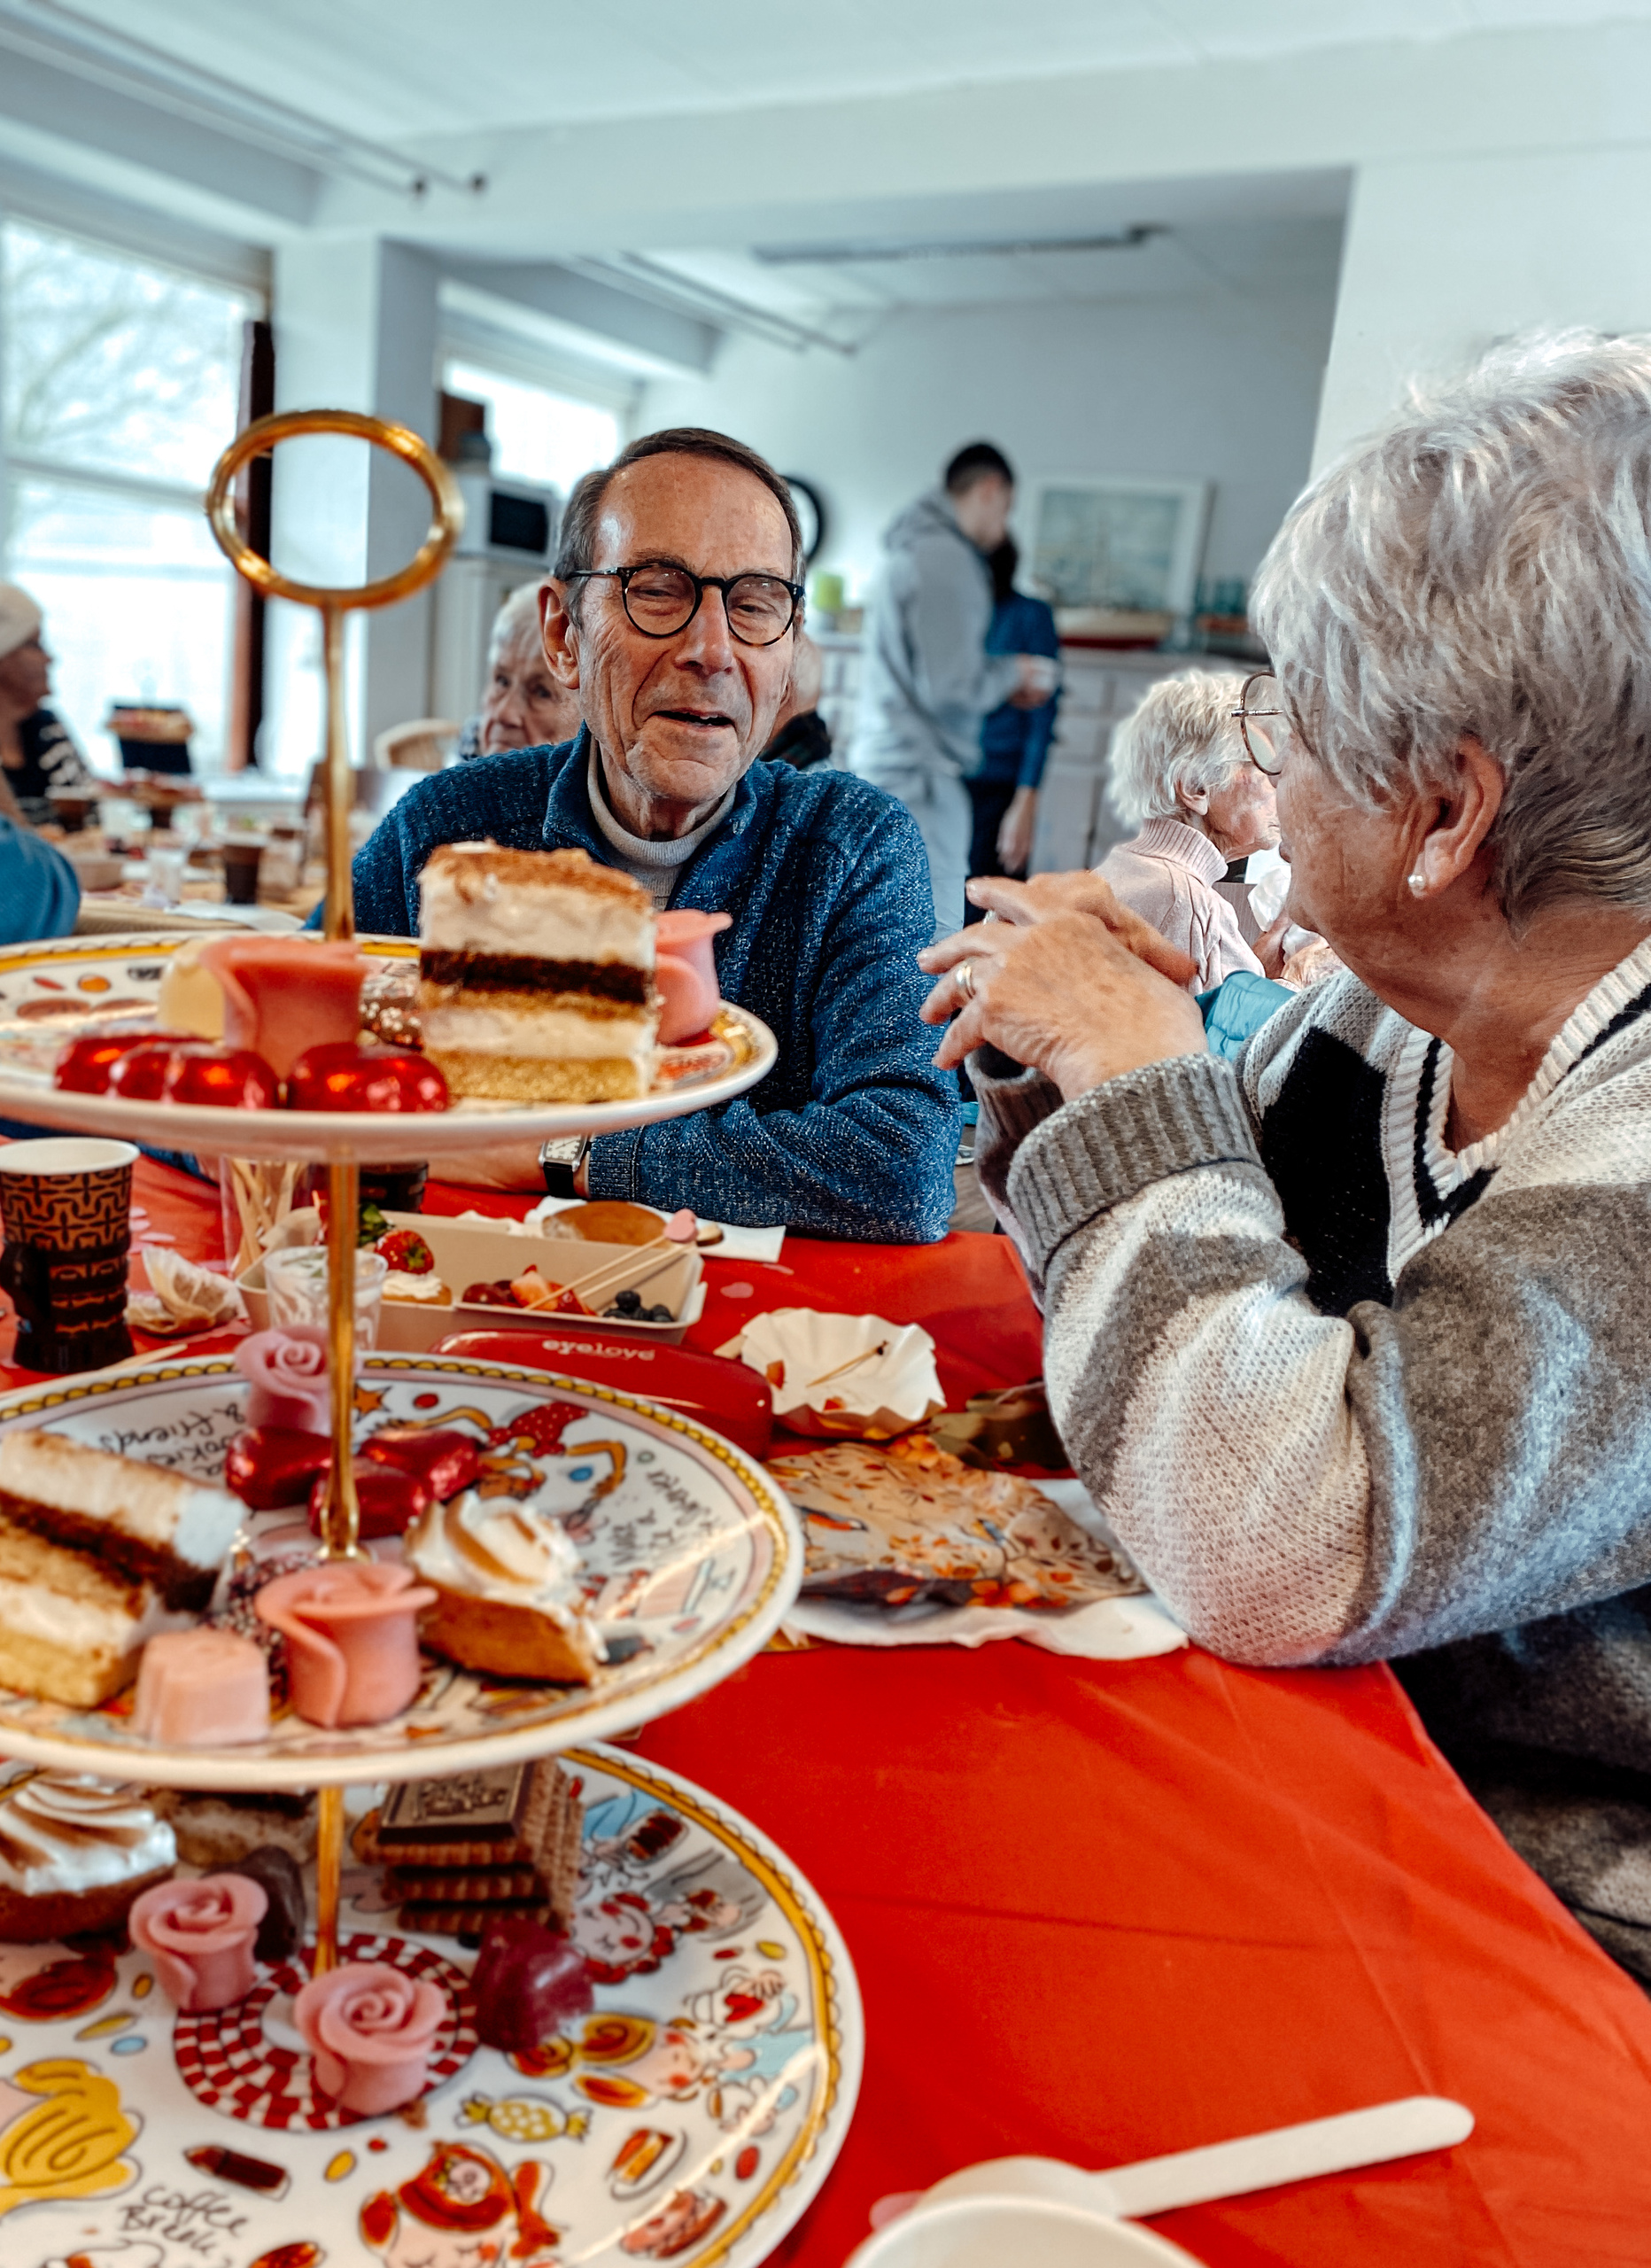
[376,1228,435,1275]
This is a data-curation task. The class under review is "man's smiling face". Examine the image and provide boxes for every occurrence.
[547,452,797,837]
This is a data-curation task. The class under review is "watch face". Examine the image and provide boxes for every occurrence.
[541,1138,584,1164]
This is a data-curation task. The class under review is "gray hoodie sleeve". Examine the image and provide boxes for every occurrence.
[901,532,1021,767]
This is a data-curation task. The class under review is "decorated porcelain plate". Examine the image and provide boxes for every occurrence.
[0,935,776,1161]
[0,1743,862,2268]
[0,1353,802,1790]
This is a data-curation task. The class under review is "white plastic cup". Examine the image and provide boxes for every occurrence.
[265,1244,387,1350]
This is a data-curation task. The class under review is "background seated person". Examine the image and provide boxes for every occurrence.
[458,579,581,759]
[1098,668,1288,990]
[0,812,78,942]
[919,334,1651,1983]
[350,426,957,1240]
[0,584,98,827]
[761,629,832,770]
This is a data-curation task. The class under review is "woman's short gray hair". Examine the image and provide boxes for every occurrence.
[1106,669,1249,828]
[1252,330,1651,927]
[488,580,546,664]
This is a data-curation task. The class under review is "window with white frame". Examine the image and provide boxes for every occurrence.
[1,219,252,774]
[445,358,623,498]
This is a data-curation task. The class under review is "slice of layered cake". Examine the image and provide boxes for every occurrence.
[0,1432,244,1706]
[418,843,658,1103]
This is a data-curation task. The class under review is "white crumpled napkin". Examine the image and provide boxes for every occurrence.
[722,1309,944,1439]
[127,1247,247,1337]
[782,1478,1186,1661]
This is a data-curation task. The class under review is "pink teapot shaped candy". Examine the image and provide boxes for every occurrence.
[654,909,731,1045]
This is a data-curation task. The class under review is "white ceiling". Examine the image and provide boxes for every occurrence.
[47,0,1651,136]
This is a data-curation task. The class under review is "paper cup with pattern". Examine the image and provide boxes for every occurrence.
[0,1137,137,1372]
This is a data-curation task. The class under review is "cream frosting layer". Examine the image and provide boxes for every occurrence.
[0,1571,190,1657]
[406,1490,600,1649]
[422,1003,658,1064]
[383,1270,448,1303]
[420,844,655,967]
[0,1431,244,1573]
[0,1769,177,1896]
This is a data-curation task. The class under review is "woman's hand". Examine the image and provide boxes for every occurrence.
[918,873,1205,1101]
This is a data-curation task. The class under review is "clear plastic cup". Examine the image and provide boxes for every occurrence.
[264,1245,388,1351]
[144,843,188,906]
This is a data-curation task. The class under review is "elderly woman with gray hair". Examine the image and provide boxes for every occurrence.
[458,579,582,760]
[1097,669,1285,989]
[920,333,1651,1982]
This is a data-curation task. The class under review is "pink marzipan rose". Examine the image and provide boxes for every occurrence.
[293,1960,446,2114]
[235,1324,333,1433]
[130,1873,267,2012]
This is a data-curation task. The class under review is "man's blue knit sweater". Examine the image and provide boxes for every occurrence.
[347,731,960,1241]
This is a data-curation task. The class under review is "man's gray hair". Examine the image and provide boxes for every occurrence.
[1107,669,1249,828]
[488,580,546,663]
[1252,330,1651,927]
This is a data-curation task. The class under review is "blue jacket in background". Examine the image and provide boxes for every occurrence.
[980,592,1061,790]
[0,818,79,942]
[346,732,960,1242]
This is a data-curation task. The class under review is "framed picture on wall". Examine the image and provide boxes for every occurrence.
[1024,475,1212,617]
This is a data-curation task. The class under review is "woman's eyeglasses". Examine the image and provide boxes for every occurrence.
[1233,671,1290,777]
[564,562,802,648]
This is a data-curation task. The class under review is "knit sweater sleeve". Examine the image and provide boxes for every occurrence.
[1009,1047,1651,1668]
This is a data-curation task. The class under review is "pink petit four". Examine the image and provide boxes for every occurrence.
[130,1872,267,2011]
[254,1562,435,1728]
[199,936,368,1081]
[235,1324,334,1433]
[131,1628,270,1746]
[293,1959,446,2114]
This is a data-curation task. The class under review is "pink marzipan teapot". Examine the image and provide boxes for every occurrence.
[655,909,731,1045]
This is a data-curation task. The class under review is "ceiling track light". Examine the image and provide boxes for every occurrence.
[752,223,1166,266]
[0,0,485,198]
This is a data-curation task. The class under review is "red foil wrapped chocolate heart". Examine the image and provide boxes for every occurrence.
[225,1425,334,1511]
[286,1041,448,1114]
[55,1029,191,1094]
[307,1459,432,1541]
[109,1041,279,1109]
[360,1426,480,1502]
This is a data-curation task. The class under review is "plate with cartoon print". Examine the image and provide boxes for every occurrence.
[0,1354,803,1790]
[0,1743,862,2268]
[0,933,776,1161]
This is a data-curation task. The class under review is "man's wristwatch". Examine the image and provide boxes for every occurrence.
[539,1136,591,1200]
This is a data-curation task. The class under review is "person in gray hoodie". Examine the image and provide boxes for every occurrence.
[848,444,1051,935]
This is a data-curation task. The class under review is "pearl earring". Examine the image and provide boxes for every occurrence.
[1407,868,1427,897]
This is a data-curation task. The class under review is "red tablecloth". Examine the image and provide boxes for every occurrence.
[7,1157,1651,2266]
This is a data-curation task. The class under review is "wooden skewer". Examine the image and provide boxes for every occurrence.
[521,1211,700,1314]
[805,1340,891,1388]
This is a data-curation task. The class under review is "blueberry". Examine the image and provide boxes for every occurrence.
[648,1304,672,1322]
[601,1305,623,1318]
[616,1289,642,1313]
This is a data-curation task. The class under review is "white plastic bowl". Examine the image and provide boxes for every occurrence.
[843,2195,1204,2268]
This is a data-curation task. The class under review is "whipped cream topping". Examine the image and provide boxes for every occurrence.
[0,1430,244,1573]
[406,1490,596,1641]
[383,1270,447,1302]
[0,1769,176,1896]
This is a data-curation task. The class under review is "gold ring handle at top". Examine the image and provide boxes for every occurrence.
[204,407,464,615]
[204,409,462,1576]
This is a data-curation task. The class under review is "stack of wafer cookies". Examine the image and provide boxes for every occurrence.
[354,1759,582,1946]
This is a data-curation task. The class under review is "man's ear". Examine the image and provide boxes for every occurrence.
[539,580,581,689]
[1407,734,1506,897]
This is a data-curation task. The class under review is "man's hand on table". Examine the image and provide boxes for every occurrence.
[918,870,1206,1102]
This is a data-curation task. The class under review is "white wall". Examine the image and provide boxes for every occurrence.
[640,284,1336,605]
[1316,146,1651,470]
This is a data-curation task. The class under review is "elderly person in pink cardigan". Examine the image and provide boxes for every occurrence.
[1097,670,1287,989]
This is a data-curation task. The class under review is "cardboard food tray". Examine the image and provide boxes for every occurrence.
[237,1208,705,1351]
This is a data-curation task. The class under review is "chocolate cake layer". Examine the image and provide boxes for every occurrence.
[0,1493,215,1612]
[419,950,650,1004]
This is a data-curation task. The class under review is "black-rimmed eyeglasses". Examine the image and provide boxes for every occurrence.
[1232,670,1289,777]
[564,562,802,648]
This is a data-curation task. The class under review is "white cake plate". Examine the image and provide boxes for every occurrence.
[0,1350,803,1790]
[0,932,777,1161]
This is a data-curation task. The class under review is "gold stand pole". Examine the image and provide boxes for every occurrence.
[314,1784,345,1974]
[204,412,462,1984]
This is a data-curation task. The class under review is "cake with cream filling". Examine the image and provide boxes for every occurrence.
[418,843,658,1103]
[0,1431,244,1706]
[406,1489,604,1683]
[0,1769,176,1940]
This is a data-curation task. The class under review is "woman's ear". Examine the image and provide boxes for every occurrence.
[1408,735,1506,897]
[1174,777,1211,819]
[539,581,581,689]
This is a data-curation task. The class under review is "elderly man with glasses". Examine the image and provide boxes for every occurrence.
[346,425,958,1238]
